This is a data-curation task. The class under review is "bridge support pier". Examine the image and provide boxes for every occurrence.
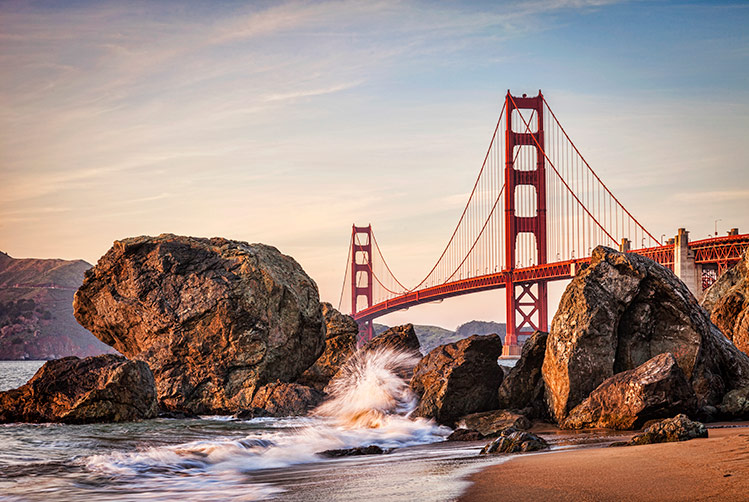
[674,228,702,299]
[351,225,374,344]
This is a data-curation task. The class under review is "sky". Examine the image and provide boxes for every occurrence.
[1,0,748,330]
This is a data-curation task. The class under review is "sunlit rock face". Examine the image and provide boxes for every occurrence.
[562,352,697,430]
[702,249,749,357]
[543,246,749,423]
[0,354,158,424]
[74,234,324,414]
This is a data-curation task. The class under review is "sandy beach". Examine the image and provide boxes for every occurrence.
[459,425,749,502]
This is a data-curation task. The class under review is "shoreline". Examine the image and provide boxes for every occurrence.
[458,423,749,502]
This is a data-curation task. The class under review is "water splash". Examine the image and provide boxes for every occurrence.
[314,347,421,428]
[84,348,449,499]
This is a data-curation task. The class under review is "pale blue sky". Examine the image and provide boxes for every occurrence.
[1,0,748,328]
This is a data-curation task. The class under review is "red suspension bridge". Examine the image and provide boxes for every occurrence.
[339,91,749,354]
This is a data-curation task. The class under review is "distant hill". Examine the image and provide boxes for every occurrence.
[375,320,507,354]
[0,251,114,360]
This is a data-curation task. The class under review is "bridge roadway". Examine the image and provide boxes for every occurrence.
[352,233,749,324]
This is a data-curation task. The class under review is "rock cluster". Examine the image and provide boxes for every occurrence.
[543,246,749,424]
[0,354,158,423]
[701,249,749,356]
[74,234,325,414]
[480,428,549,454]
[410,334,503,426]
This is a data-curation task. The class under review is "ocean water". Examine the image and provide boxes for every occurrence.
[0,352,515,501]
[0,354,621,501]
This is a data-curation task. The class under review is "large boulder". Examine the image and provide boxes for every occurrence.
[235,382,324,418]
[410,334,503,426]
[562,353,697,430]
[543,246,749,423]
[497,330,548,417]
[363,323,421,354]
[0,354,157,423]
[718,385,749,419]
[297,303,358,392]
[73,234,324,414]
[701,250,749,356]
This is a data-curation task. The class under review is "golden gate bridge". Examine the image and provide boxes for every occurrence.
[338,91,749,354]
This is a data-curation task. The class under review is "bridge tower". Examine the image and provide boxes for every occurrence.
[503,90,548,355]
[350,224,374,342]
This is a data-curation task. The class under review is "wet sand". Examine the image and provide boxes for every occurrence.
[459,425,749,502]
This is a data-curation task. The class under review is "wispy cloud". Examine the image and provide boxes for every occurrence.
[672,190,749,203]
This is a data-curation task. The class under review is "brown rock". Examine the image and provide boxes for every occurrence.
[627,414,708,445]
[543,246,749,423]
[235,382,324,418]
[0,354,158,423]
[297,303,358,392]
[362,324,421,354]
[718,385,749,419]
[447,428,485,441]
[480,428,549,454]
[410,334,503,426]
[457,409,531,436]
[73,234,324,414]
[701,249,749,356]
[497,330,547,417]
[318,445,388,457]
[562,353,697,430]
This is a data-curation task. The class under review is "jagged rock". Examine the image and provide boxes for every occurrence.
[318,445,388,457]
[0,354,157,423]
[363,324,421,354]
[447,428,485,441]
[73,234,324,414]
[718,385,749,419]
[543,246,749,423]
[410,334,503,426]
[497,330,548,418]
[457,410,531,436]
[297,303,358,392]
[235,382,324,418]
[627,414,708,445]
[562,353,697,430]
[480,428,549,454]
[701,250,749,356]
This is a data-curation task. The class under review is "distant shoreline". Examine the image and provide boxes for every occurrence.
[459,423,749,502]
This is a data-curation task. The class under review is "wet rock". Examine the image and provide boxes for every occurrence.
[318,445,388,457]
[701,250,749,356]
[497,330,548,418]
[480,428,549,454]
[73,234,324,414]
[457,410,531,436]
[238,382,324,418]
[447,428,485,441]
[543,246,749,423]
[297,303,358,392]
[0,354,158,423]
[362,324,421,354]
[410,334,503,426]
[562,353,697,430]
[718,386,749,419]
[627,414,708,445]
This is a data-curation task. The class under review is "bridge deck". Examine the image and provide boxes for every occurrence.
[353,234,749,323]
